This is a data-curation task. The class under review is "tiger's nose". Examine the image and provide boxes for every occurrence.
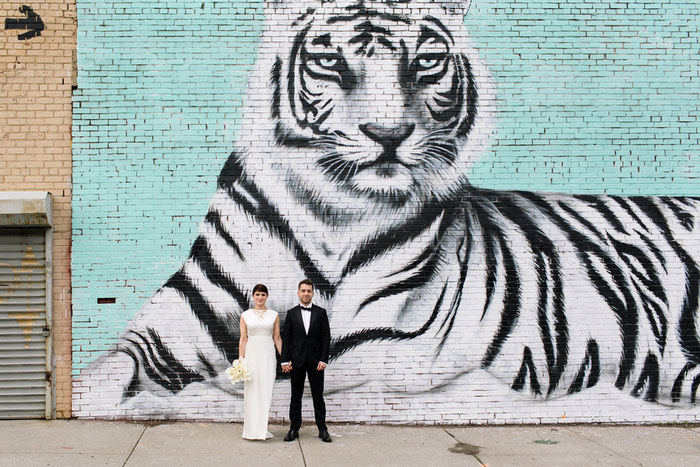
[359,123,415,150]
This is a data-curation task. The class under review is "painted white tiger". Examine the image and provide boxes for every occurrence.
[74,0,700,419]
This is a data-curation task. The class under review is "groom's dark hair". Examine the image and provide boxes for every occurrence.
[298,278,314,290]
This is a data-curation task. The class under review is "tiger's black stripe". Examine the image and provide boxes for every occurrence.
[288,24,311,130]
[637,231,668,272]
[660,197,694,231]
[144,328,205,390]
[124,337,177,393]
[611,196,650,233]
[272,48,313,148]
[671,362,697,402]
[632,281,667,353]
[631,353,660,402]
[204,210,245,261]
[121,332,202,396]
[164,270,238,363]
[479,227,499,322]
[470,194,507,324]
[326,9,412,26]
[329,282,447,361]
[127,330,176,387]
[583,248,639,390]
[120,347,142,400]
[512,347,541,395]
[609,235,668,306]
[676,197,700,207]
[533,251,557,392]
[270,57,283,120]
[341,203,448,279]
[424,15,456,44]
[143,329,190,390]
[197,350,218,378]
[190,235,249,311]
[426,61,461,123]
[456,54,478,138]
[387,244,434,278]
[578,195,629,235]
[559,200,606,243]
[692,374,700,403]
[568,340,600,394]
[481,231,522,369]
[357,242,442,314]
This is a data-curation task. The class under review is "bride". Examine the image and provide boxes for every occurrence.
[238,284,282,440]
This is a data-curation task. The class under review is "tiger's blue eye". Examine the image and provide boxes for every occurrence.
[415,54,445,71]
[304,52,355,89]
[318,56,339,68]
[313,54,344,70]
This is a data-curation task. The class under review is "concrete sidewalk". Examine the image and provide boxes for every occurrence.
[1,420,699,467]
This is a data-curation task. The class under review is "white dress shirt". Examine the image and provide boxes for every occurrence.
[300,304,312,334]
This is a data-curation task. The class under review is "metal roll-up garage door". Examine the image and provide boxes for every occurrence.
[0,229,48,419]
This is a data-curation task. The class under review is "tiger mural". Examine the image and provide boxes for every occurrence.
[74,0,700,419]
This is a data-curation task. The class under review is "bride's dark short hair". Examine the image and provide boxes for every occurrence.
[252,283,268,295]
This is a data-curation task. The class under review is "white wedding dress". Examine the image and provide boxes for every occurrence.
[241,309,278,440]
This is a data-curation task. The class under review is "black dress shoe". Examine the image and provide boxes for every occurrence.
[319,428,332,443]
[284,429,298,442]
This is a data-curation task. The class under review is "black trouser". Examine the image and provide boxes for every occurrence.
[289,364,326,432]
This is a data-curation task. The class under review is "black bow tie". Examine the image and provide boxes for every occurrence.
[300,306,312,311]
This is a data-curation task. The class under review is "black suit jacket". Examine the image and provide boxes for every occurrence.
[281,304,331,369]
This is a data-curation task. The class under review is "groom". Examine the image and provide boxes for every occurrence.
[281,279,332,443]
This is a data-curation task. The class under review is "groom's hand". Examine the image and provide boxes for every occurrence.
[317,362,327,371]
[281,363,292,373]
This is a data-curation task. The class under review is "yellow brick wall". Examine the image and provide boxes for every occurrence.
[0,1,75,418]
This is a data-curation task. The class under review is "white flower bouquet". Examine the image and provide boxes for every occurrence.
[225,358,252,384]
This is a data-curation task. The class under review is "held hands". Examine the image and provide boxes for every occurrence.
[280,362,326,371]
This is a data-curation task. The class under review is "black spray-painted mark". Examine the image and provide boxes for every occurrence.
[4,5,44,40]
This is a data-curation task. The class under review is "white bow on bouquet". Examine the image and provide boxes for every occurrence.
[225,358,252,384]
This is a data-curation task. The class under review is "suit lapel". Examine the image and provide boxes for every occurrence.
[293,306,308,336]
[291,306,303,335]
[307,305,318,335]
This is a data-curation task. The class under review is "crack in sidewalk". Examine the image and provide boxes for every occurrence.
[122,425,147,466]
[297,437,307,467]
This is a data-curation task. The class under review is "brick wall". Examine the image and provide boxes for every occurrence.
[71,0,700,423]
[0,1,75,418]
